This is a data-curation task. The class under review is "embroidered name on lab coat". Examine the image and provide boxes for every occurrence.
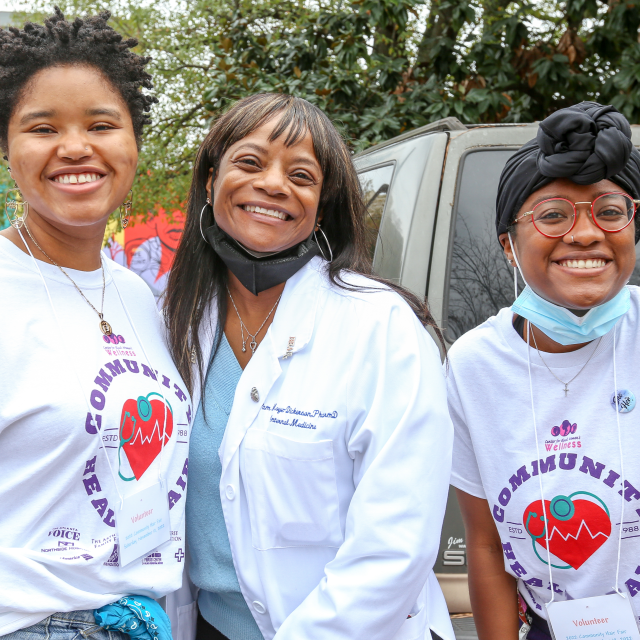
[261,402,339,430]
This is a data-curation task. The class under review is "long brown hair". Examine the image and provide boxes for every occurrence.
[164,93,443,397]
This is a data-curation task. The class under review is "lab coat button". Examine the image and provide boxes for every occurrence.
[252,601,266,614]
[225,485,235,500]
[250,387,259,402]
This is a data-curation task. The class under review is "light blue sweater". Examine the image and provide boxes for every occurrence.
[186,334,263,640]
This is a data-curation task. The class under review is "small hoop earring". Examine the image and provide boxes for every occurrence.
[314,224,333,262]
[571,235,575,243]
[5,180,28,229]
[119,190,133,229]
[200,197,212,242]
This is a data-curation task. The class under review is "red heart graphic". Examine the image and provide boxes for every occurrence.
[119,394,173,481]
[523,496,611,570]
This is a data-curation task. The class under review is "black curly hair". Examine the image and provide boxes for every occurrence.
[0,6,157,152]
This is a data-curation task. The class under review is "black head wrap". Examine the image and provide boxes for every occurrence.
[496,102,640,242]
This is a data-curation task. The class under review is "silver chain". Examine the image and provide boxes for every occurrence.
[23,222,111,333]
[226,285,282,355]
[528,320,602,397]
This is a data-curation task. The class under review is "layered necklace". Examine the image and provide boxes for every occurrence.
[227,285,281,355]
[527,321,601,397]
[24,223,114,336]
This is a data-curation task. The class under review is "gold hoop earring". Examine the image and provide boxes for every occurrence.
[5,181,28,229]
[119,190,133,229]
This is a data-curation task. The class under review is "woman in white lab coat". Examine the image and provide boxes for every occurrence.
[163,93,454,640]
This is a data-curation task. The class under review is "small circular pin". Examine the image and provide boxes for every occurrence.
[611,389,636,413]
[250,387,259,403]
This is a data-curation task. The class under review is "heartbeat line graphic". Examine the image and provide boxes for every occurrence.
[548,520,609,542]
[127,419,170,447]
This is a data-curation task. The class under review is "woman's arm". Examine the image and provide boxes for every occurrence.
[456,489,519,640]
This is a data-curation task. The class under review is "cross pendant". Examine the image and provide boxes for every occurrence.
[564,385,569,397]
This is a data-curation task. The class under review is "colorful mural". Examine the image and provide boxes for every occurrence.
[102,207,185,304]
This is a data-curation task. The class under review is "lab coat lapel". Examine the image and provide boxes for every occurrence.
[189,299,218,413]
[219,258,324,474]
[264,257,323,358]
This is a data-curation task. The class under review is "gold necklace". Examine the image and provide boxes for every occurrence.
[24,223,114,336]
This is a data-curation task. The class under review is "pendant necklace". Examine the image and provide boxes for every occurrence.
[24,222,114,336]
[227,285,282,355]
[528,321,601,397]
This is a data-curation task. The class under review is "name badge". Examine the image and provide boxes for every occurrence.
[117,481,171,567]
[547,594,640,640]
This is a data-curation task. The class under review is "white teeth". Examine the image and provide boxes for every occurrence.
[561,259,606,269]
[53,173,102,184]
[243,204,288,220]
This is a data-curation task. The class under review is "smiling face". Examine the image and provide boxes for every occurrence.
[500,178,637,310]
[6,64,138,232]
[208,118,323,253]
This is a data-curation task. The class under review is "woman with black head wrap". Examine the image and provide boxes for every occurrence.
[445,103,640,639]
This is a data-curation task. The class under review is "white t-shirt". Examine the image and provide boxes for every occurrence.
[448,287,640,622]
[0,236,192,635]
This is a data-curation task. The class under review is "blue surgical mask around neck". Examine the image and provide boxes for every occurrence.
[508,232,631,346]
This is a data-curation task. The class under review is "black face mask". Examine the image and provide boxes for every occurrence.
[205,224,321,295]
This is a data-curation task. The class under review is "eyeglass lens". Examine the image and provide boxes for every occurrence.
[532,194,634,237]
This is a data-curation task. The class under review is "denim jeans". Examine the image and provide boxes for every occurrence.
[3,609,129,640]
[520,609,553,640]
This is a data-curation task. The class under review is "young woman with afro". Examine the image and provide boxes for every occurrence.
[0,9,191,639]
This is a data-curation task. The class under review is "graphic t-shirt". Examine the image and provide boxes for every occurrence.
[0,237,192,635]
[448,287,640,622]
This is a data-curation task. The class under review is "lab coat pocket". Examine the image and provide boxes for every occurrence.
[243,429,343,550]
[391,606,427,640]
[176,602,197,640]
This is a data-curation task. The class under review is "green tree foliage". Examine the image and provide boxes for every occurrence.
[16,0,640,217]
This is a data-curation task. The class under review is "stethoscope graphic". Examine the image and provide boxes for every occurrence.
[118,392,173,482]
[524,491,610,569]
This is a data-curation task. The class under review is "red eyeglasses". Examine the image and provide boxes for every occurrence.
[513,192,640,238]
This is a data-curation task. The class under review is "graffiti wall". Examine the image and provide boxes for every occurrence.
[102,207,184,305]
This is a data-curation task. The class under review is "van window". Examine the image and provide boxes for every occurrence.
[357,163,395,259]
[446,149,517,341]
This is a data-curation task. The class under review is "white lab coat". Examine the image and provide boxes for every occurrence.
[166,257,454,640]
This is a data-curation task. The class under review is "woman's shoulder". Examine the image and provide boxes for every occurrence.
[628,284,640,303]
[447,307,513,363]
[317,266,413,315]
[326,274,429,337]
[107,259,159,314]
